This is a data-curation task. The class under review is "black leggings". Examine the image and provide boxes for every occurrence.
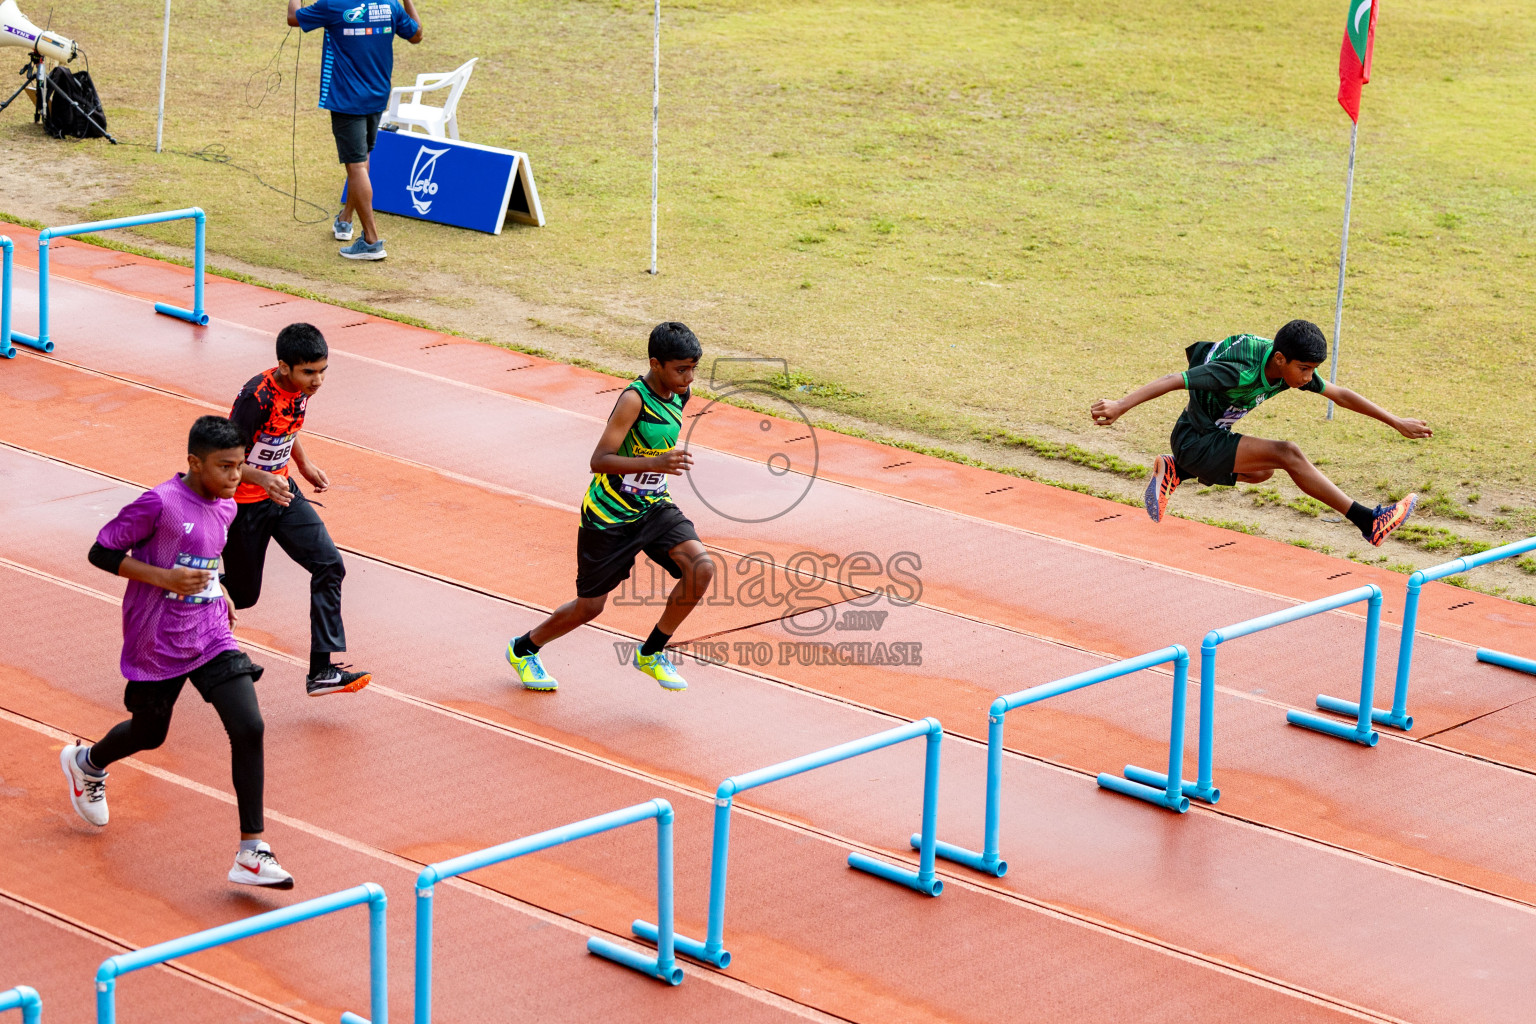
[91,674,266,835]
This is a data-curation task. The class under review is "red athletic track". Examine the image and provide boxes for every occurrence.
[2,228,1534,1021]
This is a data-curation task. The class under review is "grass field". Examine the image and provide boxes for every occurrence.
[2,0,1533,537]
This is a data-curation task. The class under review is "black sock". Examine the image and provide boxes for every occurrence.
[512,633,541,658]
[309,651,332,676]
[640,626,671,658]
[1345,501,1375,537]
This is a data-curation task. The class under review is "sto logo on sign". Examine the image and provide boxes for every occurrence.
[408,144,448,214]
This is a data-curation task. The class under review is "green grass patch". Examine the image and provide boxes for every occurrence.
[4,0,1534,510]
[1391,523,1491,557]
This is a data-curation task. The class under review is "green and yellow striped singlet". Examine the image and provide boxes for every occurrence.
[580,378,688,530]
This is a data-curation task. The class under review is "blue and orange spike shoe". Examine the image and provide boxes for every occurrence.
[1143,455,1181,523]
[506,643,558,691]
[633,649,687,692]
[1367,493,1417,547]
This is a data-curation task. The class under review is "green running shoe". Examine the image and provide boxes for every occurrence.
[506,642,557,691]
[633,649,687,691]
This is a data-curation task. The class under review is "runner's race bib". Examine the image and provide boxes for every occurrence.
[247,430,296,472]
[167,553,223,604]
[620,470,669,497]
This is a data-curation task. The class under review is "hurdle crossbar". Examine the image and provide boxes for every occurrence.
[0,986,41,1024]
[1126,585,1384,805]
[928,646,1191,878]
[10,208,208,353]
[414,799,681,1024]
[94,883,386,1024]
[633,717,944,969]
[1318,537,1536,732]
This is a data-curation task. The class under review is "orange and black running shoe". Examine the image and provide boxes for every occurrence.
[1143,455,1181,523]
[1368,493,1417,546]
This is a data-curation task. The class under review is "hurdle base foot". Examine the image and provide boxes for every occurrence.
[1477,648,1536,677]
[913,834,1006,876]
[848,851,943,896]
[1122,764,1219,804]
[632,920,729,968]
[588,936,684,985]
[1287,709,1378,745]
[1315,694,1412,731]
[154,302,210,326]
[7,329,52,353]
[1096,773,1189,812]
[339,1012,370,1024]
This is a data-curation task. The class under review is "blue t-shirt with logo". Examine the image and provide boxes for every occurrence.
[295,0,419,116]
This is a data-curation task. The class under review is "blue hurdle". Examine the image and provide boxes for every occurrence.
[10,208,209,353]
[1318,536,1536,732]
[414,800,682,1024]
[633,717,944,969]
[1125,585,1385,804]
[1477,648,1536,676]
[0,986,41,1024]
[929,645,1192,877]
[1,236,14,358]
[94,883,387,1024]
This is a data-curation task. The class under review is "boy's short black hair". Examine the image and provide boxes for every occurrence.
[1274,320,1327,363]
[188,415,245,457]
[276,323,328,367]
[648,321,702,363]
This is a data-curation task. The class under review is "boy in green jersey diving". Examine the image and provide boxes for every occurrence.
[506,322,715,692]
[1091,319,1429,546]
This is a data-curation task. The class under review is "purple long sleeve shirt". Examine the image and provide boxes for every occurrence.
[96,475,240,681]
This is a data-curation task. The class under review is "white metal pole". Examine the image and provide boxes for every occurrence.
[1325,119,1358,421]
[649,0,659,275]
[155,0,171,152]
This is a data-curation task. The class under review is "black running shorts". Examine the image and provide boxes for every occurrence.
[1170,423,1243,487]
[575,503,701,599]
[331,111,383,165]
[122,649,265,716]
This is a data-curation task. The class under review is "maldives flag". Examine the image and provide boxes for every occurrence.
[1338,0,1378,122]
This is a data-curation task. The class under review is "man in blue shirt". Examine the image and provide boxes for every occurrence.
[287,0,423,261]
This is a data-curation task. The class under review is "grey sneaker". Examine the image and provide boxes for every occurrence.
[339,237,386,261]
[333,215,353,241]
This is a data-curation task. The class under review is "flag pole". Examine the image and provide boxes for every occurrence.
[649,0,659,275]
[1325,118,1358,421]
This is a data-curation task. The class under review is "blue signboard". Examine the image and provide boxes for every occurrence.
[362,129,545,235]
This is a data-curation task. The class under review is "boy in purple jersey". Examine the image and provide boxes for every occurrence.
[60,416,294,889]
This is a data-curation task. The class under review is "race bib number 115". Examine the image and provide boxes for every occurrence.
[620,471,668,497]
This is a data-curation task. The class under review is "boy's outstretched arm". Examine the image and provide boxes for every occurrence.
[1319,382,1432,439]
[590,390,693,475]
[1091,373,1185,427]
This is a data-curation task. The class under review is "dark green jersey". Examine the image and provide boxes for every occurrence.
[580,378,688,530]
[1176,334,1325,434]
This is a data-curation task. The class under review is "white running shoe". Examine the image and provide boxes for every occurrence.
[60,742,108,826]
[229,842,295,889]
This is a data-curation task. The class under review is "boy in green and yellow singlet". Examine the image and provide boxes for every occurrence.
[506,322,715,691]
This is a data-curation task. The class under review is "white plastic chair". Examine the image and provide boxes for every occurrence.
[382,58,478,140]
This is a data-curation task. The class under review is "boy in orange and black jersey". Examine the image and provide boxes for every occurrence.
[223,323,372,697]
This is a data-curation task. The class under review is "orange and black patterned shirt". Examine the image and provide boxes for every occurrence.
[229,368,309,505]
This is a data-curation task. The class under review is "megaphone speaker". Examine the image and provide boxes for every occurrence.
[0,0,78,62]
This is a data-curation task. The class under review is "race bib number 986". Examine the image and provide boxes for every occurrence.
[247,431,296,471]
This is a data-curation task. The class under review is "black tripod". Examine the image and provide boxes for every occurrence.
[0,51,115,142]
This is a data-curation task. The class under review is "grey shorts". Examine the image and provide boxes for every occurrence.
[331,111,382,165]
